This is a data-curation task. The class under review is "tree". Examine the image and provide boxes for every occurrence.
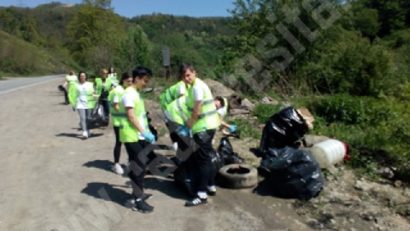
[82,0,112,9]
[67,3,125,70]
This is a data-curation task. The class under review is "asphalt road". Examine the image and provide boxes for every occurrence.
[0,76,312,231]
[0,75,63,95]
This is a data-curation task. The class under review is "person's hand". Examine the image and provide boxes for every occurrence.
[142,131,156,143]
[229,124,237,133]
[176,126,190,137]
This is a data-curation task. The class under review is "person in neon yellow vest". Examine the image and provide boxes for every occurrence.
[95,68,113,125]
[159,80,187,111]
[214,96,237,134]
[179,63,220,207]
[59,70,78,105]
[68,71,97,139]
[160,78,189,151]
[108,72,133,175]
[108,66,119,87]
[120,66,156,213]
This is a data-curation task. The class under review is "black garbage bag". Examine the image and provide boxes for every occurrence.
[217,137,244,165]
[174,155,198,197]
[174,139,224,197]
[89,102,106,128]
[259,147,324,200]
[260,106,308,150]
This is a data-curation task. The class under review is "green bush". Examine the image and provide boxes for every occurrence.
[306,94,410,182]
[231,118,261,140]
[252,103,283,124]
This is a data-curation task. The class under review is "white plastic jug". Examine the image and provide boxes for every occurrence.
[310,139,347,169]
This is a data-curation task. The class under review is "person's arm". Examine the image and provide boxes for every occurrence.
[187,101,201,129]
[220,120,231,129]
[126,107,145,133]
[113,94,120,111]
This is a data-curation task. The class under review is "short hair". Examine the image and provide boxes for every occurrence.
[132,66,152,79]
[179,63,195,78]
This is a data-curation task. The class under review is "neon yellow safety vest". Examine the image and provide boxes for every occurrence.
[159,81,187,110]
[108,73,119,86]
[164,96,191,125]
[119,87,149,143]
[68,82,96,109]
[95,77,113,96]
[108,85,126,127]
[186,78,220,134]
[65,74,78,83]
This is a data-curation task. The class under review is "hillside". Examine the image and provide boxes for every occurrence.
[0,30,70,77]
[0,3,231,78]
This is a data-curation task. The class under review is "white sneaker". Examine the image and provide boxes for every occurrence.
[82,131,88,139]
[112,163,124,175]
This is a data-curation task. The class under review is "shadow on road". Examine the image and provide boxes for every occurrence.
[83,159,113,173]
[253,178,295,200]
[55,132,104,139]
[144,176,189,201]
[81,182,131,208]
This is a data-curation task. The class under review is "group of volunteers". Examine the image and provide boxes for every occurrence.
[61,64,237,214]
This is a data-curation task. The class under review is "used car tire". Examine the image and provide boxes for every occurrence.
[218,164,258,189]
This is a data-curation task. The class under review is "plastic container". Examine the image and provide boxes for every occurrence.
[310,139,347,169]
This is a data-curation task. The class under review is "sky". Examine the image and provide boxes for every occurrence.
[0,0,236,18]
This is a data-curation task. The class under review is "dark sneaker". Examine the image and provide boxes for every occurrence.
[132,199,154,213]
[185,197,207,207]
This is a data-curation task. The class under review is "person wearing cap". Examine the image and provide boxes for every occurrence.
[95,68,113,125]
[178,63,220,207]
[68,71,97,139]
[119,66,156,213]
[108,72,133,175]
[214,96,237,135]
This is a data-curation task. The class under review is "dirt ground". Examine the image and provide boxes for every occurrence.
[0,77,408,231]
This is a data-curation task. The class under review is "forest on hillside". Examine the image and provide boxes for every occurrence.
[0,0,409,182]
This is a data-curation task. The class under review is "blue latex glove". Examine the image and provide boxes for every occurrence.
[229,124,237,133]
[176,126,190,137]
[142,131,156,143]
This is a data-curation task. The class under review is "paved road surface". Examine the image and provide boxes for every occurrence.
[0,75,63,95]
[0,76,312,231]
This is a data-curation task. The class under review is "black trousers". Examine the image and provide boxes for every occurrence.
[113,126,122,163]
[124,141,155,198]
[193,129,217,193]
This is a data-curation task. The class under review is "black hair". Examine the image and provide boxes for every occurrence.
[179,63,195,78]
[215,96,225,108]
[77,71,86,81]
[120,72,130,85]
[132,66,152,79]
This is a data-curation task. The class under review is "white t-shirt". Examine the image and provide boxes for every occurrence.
[178,83,186,96]
[217,107,227,118]
[112,86,124,104]
[76,82,92,109]
[122,89,145,140]
[192,84,204,102]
